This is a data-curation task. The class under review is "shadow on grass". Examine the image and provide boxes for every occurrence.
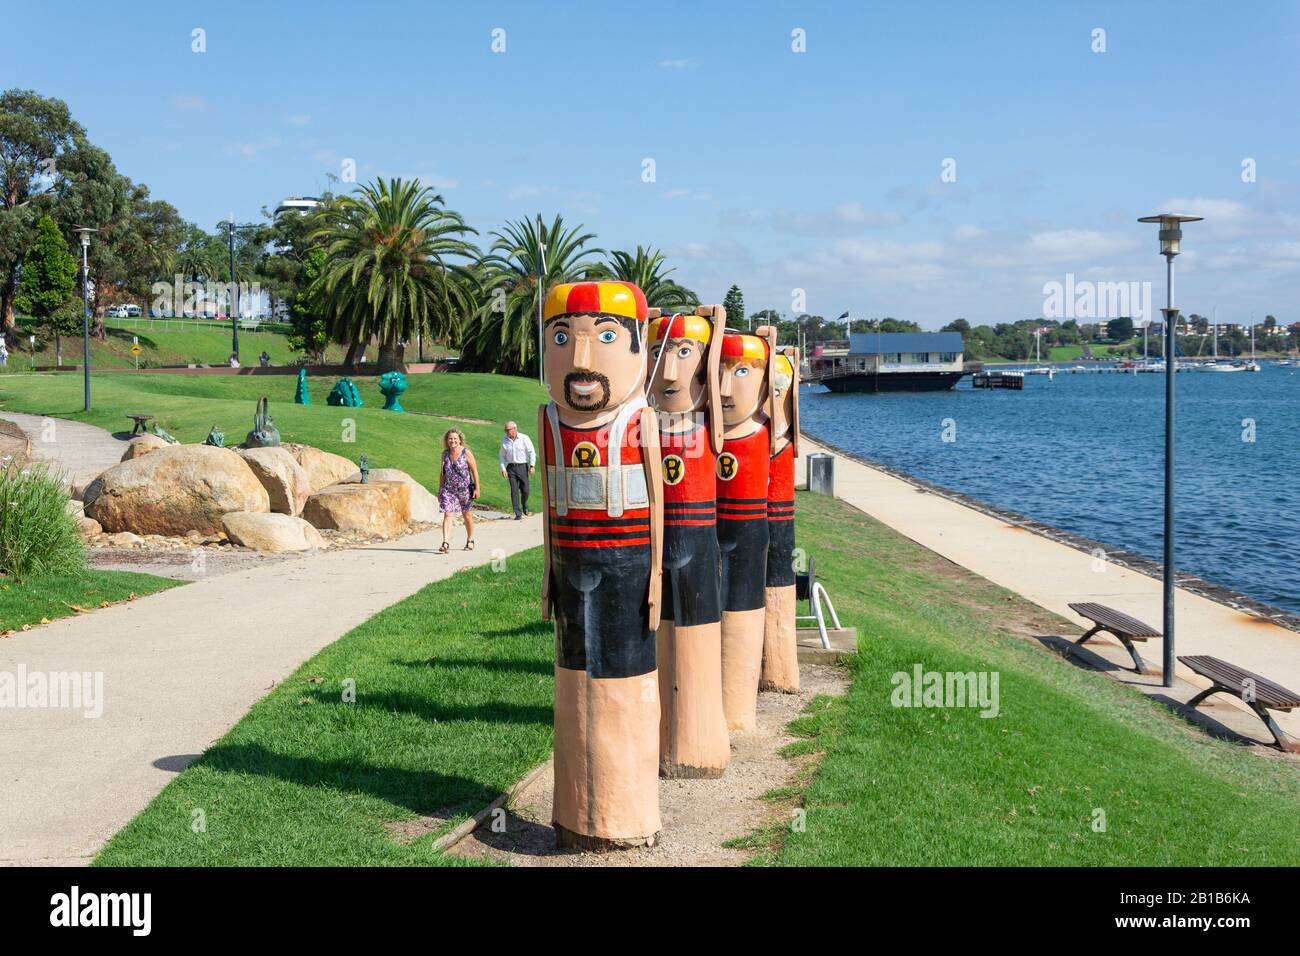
[189,741,497,817]
[392,655,552,676]
[307,688,552,726]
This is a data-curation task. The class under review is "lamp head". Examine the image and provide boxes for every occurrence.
[1137,213,1202,257]
[72,226,97,249]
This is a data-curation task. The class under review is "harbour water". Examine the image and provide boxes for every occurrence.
[801,363,1300,614]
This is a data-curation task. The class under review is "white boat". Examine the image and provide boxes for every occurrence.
[1201,362,1247,373]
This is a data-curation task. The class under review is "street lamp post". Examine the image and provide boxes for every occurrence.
[73,227,97,411]
[1137,213,1202,688]
[225,217,239,363]
[536,215,547,387]
[29,334,36,369]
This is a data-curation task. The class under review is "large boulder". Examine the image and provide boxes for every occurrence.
[121,434,168,461]
[239,446,311,516]
[222,511,324,552]
[86,445,270,536]
[343,468,438,522]
[282,443,359,493]
[302,481,411,537]
[0,420,31,468]
[70,471,102,502]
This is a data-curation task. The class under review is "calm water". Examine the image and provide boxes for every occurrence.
[801,365,1300,613]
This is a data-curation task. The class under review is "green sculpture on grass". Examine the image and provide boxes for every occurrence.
[294,368,311,406]
[203,424,225,447]
[379,371,407,412]
[152,422,179,444]
[245,396,281,447]
[327,377,362,407]
[359,454,370,484]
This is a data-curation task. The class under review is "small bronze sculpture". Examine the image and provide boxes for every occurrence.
[245,396,281,448]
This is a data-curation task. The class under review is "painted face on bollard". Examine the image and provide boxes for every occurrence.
[770,352,794,439]
[647,314,713,415]
[543,282,648,414]
[719,334,769,426]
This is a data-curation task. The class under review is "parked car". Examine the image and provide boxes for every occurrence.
[124,304,142,317]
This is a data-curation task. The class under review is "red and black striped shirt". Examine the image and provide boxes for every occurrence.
[544,414,651,550]
[716,423,770,523]
[660,420,716,527]
[768,439,795,522]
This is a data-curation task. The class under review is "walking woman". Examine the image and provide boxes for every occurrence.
[437,428,480,552]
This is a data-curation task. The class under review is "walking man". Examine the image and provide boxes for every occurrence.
[499,420,536,519]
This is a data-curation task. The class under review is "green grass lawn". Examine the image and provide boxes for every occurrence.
[95,550,554,866]
[747,493,1300,866]
[92,492,1300,866]
[0,569,179,631]
[0,370,547,513]
[5,318,351,370]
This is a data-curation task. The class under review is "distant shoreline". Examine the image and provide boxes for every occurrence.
[803,427,1300,636]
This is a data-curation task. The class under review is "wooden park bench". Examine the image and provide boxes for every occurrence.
[125,413,153,435]
[1066,602,1161,675]
[1180,655,1300,753]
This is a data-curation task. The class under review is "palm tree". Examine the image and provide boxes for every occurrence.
[589,245,697,311]
[458,214,603,375]
[310,178,479,372]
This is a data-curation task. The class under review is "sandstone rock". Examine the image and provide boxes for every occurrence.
[107,531,143,547]
[302,481,411,537]
[343,468,439,522]
[0,420,31,469]
[71,472,102,503]
[239,446,311,516]
[221,511,324,552]
[77,516,102,538]
[120,434,168,461]
[65,498,85,518]
[86,445,269,536]
[282,443,359,493]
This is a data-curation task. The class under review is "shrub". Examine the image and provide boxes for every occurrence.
[0,461,86,580]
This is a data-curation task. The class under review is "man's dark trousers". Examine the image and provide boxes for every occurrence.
[506,462,530,516]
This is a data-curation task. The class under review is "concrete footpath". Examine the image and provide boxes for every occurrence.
[2,410,127,489]
[0,517,542,866]
[797,436,1300,742]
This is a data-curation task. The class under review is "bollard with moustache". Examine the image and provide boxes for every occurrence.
[538,280,665,850]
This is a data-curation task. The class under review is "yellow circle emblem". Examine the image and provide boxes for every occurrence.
[571,442,601,467]
[663,454,685,485]
[716,452,738,481]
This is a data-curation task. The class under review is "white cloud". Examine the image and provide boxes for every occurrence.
[225,137,282,159]
[284,114,312,126]
[658,58,695,69]
[1025,229,1136,260]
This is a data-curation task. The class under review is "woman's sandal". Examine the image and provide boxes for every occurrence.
[437,541,450,554]
[465,539,476,551]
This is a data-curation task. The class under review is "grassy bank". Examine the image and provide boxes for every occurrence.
[94,491,1300,866]
[749,493,1300,866]
[0,570,179,632]
[0,371,546,513]
[95,550,553,866]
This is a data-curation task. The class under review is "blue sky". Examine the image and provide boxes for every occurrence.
[6,0,1299,326]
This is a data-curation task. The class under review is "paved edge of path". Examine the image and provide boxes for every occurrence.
[794,436,1300,741]
[0,410,127,487]
[0,516,543,866]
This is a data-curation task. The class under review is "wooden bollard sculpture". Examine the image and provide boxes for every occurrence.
[717,329,774,732]
[760,346,800,693]
[646,306,729,777]
[538,280,664,850]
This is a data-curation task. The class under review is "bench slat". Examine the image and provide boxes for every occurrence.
[1068,602,1161,638]
[1179,655,1300,710]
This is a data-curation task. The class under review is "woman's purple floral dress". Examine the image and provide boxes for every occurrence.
[438,449,473,513]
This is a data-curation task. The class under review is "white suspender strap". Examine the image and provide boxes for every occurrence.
[546,401,567,516]
[605,395,645,518]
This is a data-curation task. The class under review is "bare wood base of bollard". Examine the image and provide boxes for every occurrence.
[553,822,659,852]
[759,584,800,694]
[720,608,765,732]
[657,619,730,778]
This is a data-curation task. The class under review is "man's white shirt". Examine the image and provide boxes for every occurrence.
[500,433,536,468]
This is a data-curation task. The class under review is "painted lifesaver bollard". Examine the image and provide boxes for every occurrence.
[647,306,730,778]
[539,280,665,850]
[716,329,773,732]
[761,345,800,693]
